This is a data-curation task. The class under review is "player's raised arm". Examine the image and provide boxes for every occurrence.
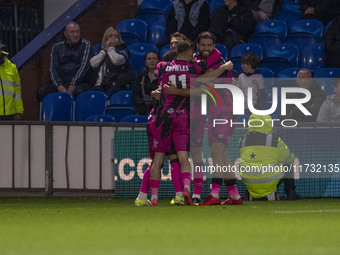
[199,61,233,79]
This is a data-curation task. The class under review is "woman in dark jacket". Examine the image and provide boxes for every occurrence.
[90,27,136,98]
[133,50,160,115]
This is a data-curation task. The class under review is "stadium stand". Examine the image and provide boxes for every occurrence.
[120,115,148,123]
[260,43,299,76]
[74,91,108,122]
[256,67,275,90]
[116,19,148,43]
[215,43,228,60]
[40,93,74,121]
[135,8,167,26]
[109,90,135,108]
[85,114,116,122]
[140,0,173,13]
[149,23,167,45]
[301,43,324,71]
[230,43,264,73]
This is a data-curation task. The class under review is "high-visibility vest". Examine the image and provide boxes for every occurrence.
[239,132,294,198]
[0,55,23,116]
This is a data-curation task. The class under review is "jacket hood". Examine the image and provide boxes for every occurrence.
[248,114,273,134]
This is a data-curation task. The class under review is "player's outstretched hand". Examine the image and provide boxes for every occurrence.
[222,61,233,71]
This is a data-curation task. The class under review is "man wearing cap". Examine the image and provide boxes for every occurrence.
[239,114,300,200]
[0,41,23,120]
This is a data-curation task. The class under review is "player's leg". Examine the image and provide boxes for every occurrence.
[167,152,184,205]
[149,152,165,206]
[191,146,205,205]
[177,150,193,206]
[135,116,155,206]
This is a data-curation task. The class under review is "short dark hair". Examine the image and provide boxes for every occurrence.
[144,50,160,61]
[177,40,194,54]
[334,77,340,88]
[241,53,259,69]
[196,31,216,44]
[162,51,177,62]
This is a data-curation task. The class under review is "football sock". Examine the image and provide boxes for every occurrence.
[193,163,204,198]
[225,179,241,200]
[211,178,222,198]
[138,165,151,200]
[181,172,191,190]
[170,159,183,193]
[150,179,160,201]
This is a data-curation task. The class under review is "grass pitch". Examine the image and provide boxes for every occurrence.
[0,197,340,255]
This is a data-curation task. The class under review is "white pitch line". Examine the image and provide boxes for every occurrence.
[275,209,340,214]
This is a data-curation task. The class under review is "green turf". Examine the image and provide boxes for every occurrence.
[0,198,340,255]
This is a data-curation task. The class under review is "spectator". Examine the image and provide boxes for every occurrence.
[166,0,210,43]
[209,0,255,49]
[237,53,266,114]
[324,16,340,68]
[317,77,340,122]
[239,0,281,23]
[285,68,325,122]
[89,27,136,98]
[37,22,94,102]
[301,0,340,25]
[0,41,23,120]
[133,50,160,115]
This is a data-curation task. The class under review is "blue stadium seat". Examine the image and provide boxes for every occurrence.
[301,43,324,71]
[215,43,228,60]
[254,19,288,40]
[281,0,301,14]
[74,91,108,121]
[128,43,158,73]
[93,43,102,55]
[284,19,324,52]
[120,32,143,46]
[103,104,135,122]
[40,93,74,121]
[289,19,324,42]
[284,34,317,53]
[140,0,172,13]
[136,8,167,26]
[313,68,340,96]
[250,19,288,51]
[277,67,301,79]
[120,114,148,123]
[109,90,135,108]
[274,9,302,27]
[85,114,116,122]
[209,0,224,13]
[149,23,166,45]
[249,34,281,52]
[116,19,148,43]
[160,44,170,58]
[264,89,281,114]
[230,43,264,73]
[256,67,275,90]
[260,43,299,76]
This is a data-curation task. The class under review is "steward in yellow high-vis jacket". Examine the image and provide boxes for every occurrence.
[239,114,300,200]
[0,41,23,120]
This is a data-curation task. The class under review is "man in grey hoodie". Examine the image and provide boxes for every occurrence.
[317,77,340,123]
